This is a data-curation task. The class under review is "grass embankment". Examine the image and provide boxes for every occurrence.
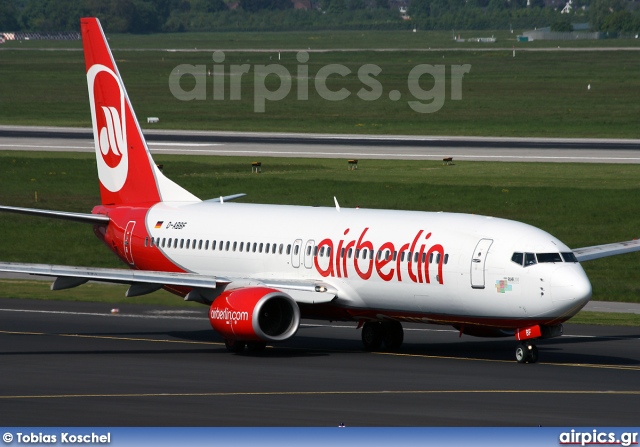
[1,46,639,137]
[1,152,640,309]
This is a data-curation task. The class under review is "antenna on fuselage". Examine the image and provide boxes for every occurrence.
[334,196,341,212]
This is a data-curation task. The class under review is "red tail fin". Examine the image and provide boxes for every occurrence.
[81,18,198,206]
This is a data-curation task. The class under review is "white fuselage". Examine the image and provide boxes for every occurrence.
[138,201,592,326]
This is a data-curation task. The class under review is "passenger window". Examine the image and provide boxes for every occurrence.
[429,253,433,263]
[162,238,166,248]
[225,241,230,251]
[233,242,237,251]
[422,253,426,263]
[294,245,299,256]
[320,247,325,257]
[524,252,536,266]
[259,243,264,253]
[287,245,291,255]
[561,252,578,263]
[414,252,419,263]
[212,240,216,250]
[273,244,277,254]
[436,253,441,264]
[393,251,397,261]
[173,239,178,249]
[444,254,449,264]
[204,240,208,250]
[307,246,312,256]
[186,239,190,249]
[401,252,405,262]
[180,239,184,249]
[239,242,244,252]
[279,244,284,254]
[199,240,203,250]
[348,248,353,258]
[144,237,148,247]
[266,243,270,253]
[219,241,223,250]
[314,246,318,256]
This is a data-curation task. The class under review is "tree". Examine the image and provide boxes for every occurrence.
[589,0,626,31]
[551,15,572,31]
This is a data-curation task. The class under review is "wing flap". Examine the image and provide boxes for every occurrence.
[573,239,640,262]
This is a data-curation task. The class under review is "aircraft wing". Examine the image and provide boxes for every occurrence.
[573,239,640,262]
[0,262,228,297]
[0,262,336,304]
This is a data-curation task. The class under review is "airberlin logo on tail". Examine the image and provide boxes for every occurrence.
[87,64,129,193]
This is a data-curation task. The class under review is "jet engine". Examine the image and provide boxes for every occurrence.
[208,287,300,343]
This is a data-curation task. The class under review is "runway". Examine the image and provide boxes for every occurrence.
[2,125,640,163]
[1,298,639,426]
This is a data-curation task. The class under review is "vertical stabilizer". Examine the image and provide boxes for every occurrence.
[81,17,199,206]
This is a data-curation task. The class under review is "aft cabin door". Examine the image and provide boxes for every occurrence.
[123,221,136,266]
[470,238,493,289]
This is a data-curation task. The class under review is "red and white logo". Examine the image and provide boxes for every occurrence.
[87,64,128,193]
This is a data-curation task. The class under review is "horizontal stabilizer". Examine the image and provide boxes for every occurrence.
[0,205,110,224]
[0,262,230,293]
[573,239,640,262]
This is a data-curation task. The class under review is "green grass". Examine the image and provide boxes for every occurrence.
[568,311,640,326]
[3,30,640,50]
[1,47,640,137]
[1,152,640,304]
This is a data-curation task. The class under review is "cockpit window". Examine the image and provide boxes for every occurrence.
[561,252,578,263]
[511,252,524,266]
[524,252,537,266]
[536,253,563,263]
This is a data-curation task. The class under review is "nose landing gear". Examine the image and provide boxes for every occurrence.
[515,342,538,364]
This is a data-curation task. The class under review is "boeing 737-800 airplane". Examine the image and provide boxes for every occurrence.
[1,18,639,363]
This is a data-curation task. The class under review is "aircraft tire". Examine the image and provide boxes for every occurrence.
[515,343,528,363]
[362,322,383,351]
[381,321,404,351]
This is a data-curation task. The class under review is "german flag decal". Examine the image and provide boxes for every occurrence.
[155,221,164,229]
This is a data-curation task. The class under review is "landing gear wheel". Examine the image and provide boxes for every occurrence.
[515,342,538,364]
[247,341,267,353]
[225,339,246,353]
[361,322,383,351]
[381,321,404,351]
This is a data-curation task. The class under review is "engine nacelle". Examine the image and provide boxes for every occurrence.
[209,287,300,342]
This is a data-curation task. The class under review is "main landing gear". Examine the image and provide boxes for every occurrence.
[515,342,538,364]
[361,321,404,351]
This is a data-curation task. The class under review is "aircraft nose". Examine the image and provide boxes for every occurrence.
[550,265,592,304]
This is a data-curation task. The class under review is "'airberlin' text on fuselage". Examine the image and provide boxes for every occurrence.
[313,228,445,285]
